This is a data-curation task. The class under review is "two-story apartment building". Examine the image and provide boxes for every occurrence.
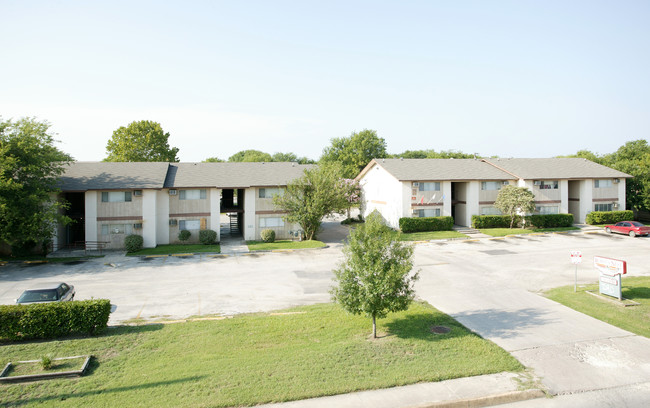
[356,158,630,229]
[56,161,311,249]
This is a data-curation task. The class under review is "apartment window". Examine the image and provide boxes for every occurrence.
[480,206,502,215]
[481,181,502,191]
[539,181,558,190]
[259,188,284,198]
[101,224,133,235]
[595,203,613,212]
[101,191,132,202]
[535,206,559,214]
[418,182,440,192]
[179,189,206,200]
[179,220,201,230]
[416,208,440,217]
[594,179,612,188]
[260,217,284,227]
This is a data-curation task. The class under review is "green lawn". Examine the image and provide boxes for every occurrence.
[0,302,522,407]
[545,276,650,338]
[479,227,580,237]
[247,240,326,251]
[397,230,468,241]
[127,244,221,256]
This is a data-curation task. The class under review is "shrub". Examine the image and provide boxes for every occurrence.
[178,229,191,242]
[124,234,144,252]
[585,210,634,225]
[472,215,519,229]
[524,214,574,228]
[41,354,53,370]
[399,216,454,233]
[261,229,276,243]
[0,299,112,342]
[199,229,217,245]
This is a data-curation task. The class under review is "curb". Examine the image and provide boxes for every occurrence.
[413,389,546,408]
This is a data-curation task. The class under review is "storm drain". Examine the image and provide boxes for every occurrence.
[480,249,517,256]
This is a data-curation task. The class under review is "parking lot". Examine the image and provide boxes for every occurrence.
[0,230,647,325]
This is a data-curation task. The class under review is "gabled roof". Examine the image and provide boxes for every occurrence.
[482,158,631,179]
[59,162,170,191]
[357,158,514,181]
[164,162,313,188]
[59,161,312,191]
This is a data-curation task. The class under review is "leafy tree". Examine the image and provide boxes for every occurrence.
[203,157,225,163]
[228,149,273,162]
[331,212,419,338]
[320,129,387,179]
[606,140,650,211]
[392,149,476,159]
[339,178,361,220]
[273,163,348,240]
[105,120,179,162]
[271,152,315,164]
[494,185,536,228]
[0,117,72,255]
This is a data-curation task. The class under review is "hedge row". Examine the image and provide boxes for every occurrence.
[0,299,111,341]
[585,210,634,225]
[472,214,574,229]
[399,216,454,233]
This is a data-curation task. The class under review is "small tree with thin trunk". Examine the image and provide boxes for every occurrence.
[494,185,536,228]
[331,212,419,338]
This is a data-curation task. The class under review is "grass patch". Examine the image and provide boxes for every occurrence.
[246,240,326,251]
[545,276,650,338]
[0,302,522,407]
[397,230,467,241]
[127,244,221,256]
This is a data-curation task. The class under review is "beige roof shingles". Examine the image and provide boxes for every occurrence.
[59,161,312,191]
[482,158,631,180]
[359,158,515,181]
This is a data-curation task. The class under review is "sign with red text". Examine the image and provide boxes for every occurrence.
[594,256,627,300]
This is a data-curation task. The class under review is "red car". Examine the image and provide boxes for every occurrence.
[604,221,650,237]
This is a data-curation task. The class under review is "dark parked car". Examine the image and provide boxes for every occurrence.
[16,282,75,304]
[604,221,650,237]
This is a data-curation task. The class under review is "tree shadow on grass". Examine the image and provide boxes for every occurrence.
[6,375,207,405]
[385,311,474,342]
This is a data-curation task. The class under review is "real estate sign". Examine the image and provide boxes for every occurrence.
[594,256,627,300]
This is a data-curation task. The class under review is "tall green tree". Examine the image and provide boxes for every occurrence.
[494,185,536,228]
[331,212,419,339]
[105,120,179,162]
[606,140,650,211]
[271,152,315,164]
[392,149,476,159]
[320,129,387,179]
[273,163,348,240]
[0,117,72,255]
[228,149,273,162]
[203,157,225,163]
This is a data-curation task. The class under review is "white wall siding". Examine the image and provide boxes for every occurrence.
[85,191,98,242]
[210,188,221,242]
[578,180,594,223]
[442,182,452,216]
[244,188,256,240]
[618,179,626,211]
[560,180,569,214]
[359,164,403,229]
[156,190,170,245]
[464,181,480,227]
[142,190,157,248]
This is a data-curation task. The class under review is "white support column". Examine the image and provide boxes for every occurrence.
[560,179,569,214]
[142,190,157,248]
[618,179,626,211]
[579,179,594,223]
[85,191,98,242]
[465,181,480,227]
[244,188,256,241]
[210,188,221,242]
[442,182,452,217]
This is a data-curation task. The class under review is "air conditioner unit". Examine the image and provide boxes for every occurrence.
[502,181,509,185]
[613,178,620,184]
[412,182,419,187]
[412,209,419,215]
[613,203,619,209]
[133,190,143,197]
[533,180,541,186]
[169,219,178,226]
[133,223,143,229]
[169,189,177,196]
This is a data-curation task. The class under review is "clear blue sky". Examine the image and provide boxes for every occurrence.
[1,1,648,162]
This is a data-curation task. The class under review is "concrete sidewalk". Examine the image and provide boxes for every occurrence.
[257,372,544,408]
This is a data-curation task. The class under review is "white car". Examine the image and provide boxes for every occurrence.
[16,282,75,304]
